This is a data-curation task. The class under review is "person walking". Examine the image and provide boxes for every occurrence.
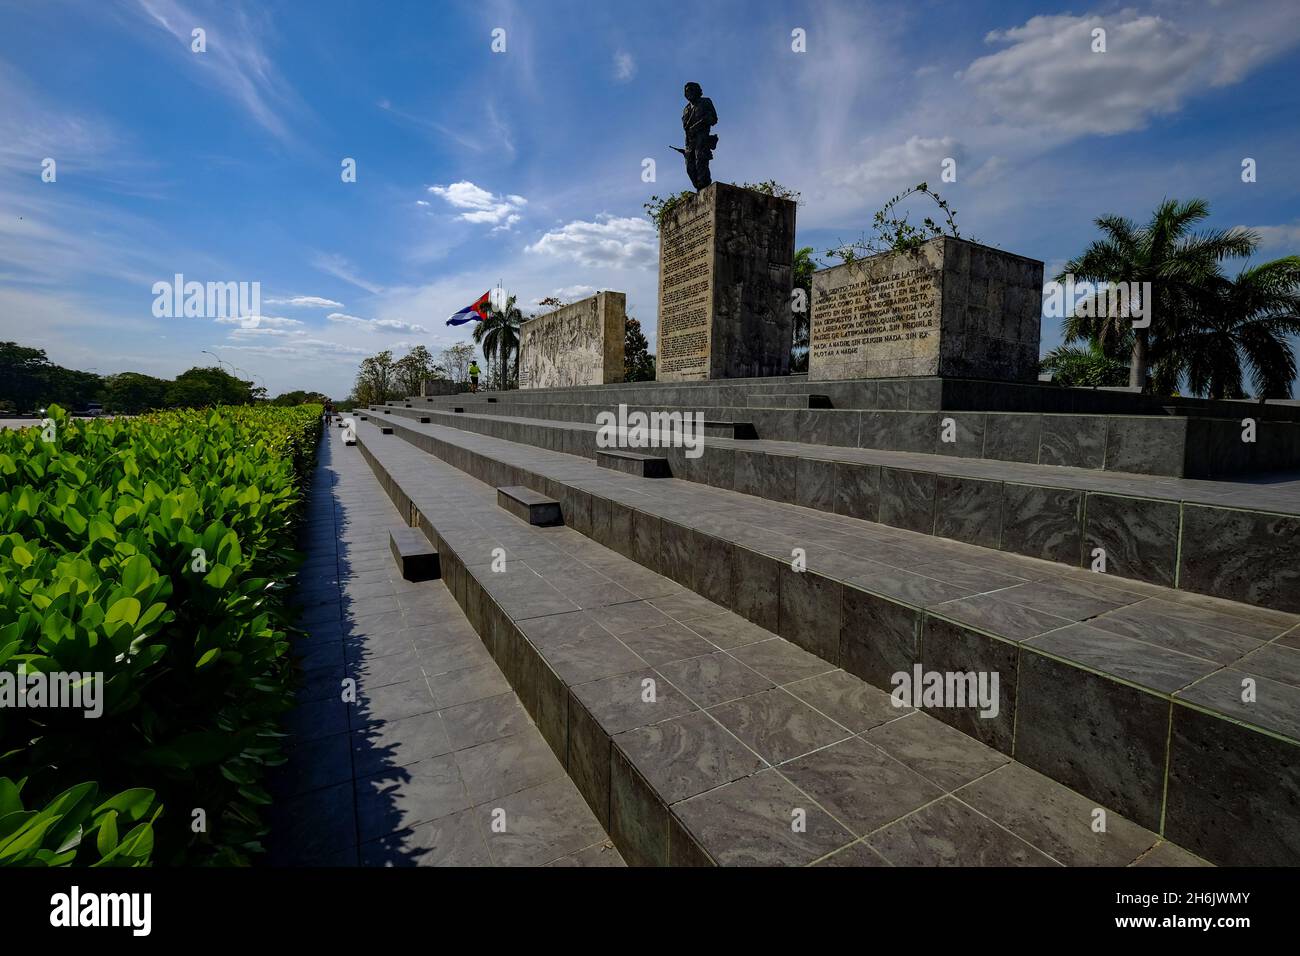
[468,360,481,393]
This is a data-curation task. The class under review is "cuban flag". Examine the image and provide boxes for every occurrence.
[446,290,492,326]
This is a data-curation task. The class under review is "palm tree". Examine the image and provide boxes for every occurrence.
[1040,340,1130,388]
[1152,256,1300,401]
[1058,199,1256,391]
[472,293,523,390]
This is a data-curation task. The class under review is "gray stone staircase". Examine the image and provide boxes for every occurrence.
[371,397,1300,613]
[347,398,1300,866]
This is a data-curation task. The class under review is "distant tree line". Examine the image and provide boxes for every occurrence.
[0,342,341,415]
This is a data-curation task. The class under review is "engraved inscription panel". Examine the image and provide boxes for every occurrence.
[657,209,713,378]
[809,253,943,380]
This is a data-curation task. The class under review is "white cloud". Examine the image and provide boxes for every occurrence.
[227,325,296,337]
[215,315,304,329]
[959,12,1268,137]
[225,338,370,358]
[614,51,636,82]
[525,215,657,269]
[327,312,427,334]
[1241,221,1300,251]
[263,295,343,308]
[427,181,527,230]
[830,135,963,194]
[531,284,596,305]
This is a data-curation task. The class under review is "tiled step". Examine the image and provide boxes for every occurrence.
[597,449,670,478]
[351,417,1210,867]
[394,395,1299,477]
[388,527,440,581]
[745,393,833,409]
[372,404,1300,613]
[276,427,619,867]
[498,485,562,526]
[407,375,1300,421]
[362,412,1300,865]
[702,420,757,439]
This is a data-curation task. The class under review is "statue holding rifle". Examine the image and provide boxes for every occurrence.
[671,82,718,190]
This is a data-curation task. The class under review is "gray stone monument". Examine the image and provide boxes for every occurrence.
[518,291,626,389]
[655,182,796,381]
[420,379,457,396]
[808,237,1043,382]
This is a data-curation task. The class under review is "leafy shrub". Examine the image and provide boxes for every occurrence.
[0,777,159,866]
[0,403,322,864]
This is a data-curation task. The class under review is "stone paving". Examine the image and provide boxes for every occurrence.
[349,414,1215,867]
[268,424,623,866]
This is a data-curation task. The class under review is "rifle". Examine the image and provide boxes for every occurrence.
[669,146,686,155]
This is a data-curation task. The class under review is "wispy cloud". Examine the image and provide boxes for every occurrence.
[614,51,636,82]
[526,215,656,268]
[311,253,384,294]
[327,312,427,334]
[133,0,304,140]
[264,295,343,308]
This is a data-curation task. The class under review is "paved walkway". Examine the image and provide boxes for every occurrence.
[268,423,622,866]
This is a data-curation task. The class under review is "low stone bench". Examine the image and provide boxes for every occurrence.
[702,420,757,440]
[497,485,562,526]
[597,449,670,478]
[388,527,439,581]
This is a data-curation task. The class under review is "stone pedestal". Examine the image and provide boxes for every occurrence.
[808,237,1043,382]
[518,291,626,389]
[421,380,457,396]
[656,182,796,381]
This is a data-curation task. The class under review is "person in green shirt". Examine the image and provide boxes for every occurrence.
[468,360,481,393]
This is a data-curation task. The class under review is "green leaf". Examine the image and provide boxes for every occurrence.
[105,597,141,628]
[94,788,155,823]
[96,810,119,856]
[0,779,21,818]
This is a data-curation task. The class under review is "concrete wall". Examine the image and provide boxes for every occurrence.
[518,291,626,389]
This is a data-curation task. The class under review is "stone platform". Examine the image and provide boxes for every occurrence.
[350,415,1217,866]
[355,409,1300,865]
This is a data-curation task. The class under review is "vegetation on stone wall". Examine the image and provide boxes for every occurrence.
[824,182,962,264]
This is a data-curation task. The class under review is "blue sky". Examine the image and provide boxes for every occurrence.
[2,0,1299,398]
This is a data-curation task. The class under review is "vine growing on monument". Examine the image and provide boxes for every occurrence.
[824,182,963,263]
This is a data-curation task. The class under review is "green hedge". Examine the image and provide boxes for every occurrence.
[0,403,322,864]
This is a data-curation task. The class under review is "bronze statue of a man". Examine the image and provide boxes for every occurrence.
[680,82,717,190]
